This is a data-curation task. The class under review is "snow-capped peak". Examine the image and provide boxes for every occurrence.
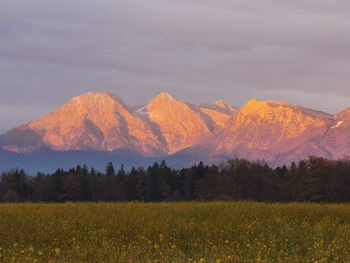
[153,91,176,101]
[332,121,344,129]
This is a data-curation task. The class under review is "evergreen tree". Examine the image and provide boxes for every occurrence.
[106,162,115,177]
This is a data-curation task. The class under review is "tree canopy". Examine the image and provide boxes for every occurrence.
[1,157,349,202]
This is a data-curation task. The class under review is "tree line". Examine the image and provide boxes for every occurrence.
[0,157,349,202]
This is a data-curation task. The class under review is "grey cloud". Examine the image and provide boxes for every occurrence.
[1,0,350,132]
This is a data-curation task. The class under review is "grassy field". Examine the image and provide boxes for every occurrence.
[0,202,349,262]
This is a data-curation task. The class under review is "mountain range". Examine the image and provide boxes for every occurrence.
[1,91,350,173]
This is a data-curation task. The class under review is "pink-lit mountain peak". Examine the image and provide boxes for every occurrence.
[3,92,350,166]
[67,91,126,110]
[241,98,331,118]
[212,100,235,111]
[146,91,214,154]
[2,91,166,155]
[152,91,177,101]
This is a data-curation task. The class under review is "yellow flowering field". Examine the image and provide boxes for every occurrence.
[0,202,349,262]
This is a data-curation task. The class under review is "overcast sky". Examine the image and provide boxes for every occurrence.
[1,0,350,132]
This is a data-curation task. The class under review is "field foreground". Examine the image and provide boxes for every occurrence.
[0,202,349,262]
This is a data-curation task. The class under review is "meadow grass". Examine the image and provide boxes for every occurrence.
[0,202,349,262]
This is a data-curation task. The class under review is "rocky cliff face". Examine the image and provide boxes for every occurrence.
[144,92,216,154]
[2,91,350,166]
[0,91,234,157]
[0,92,166,156]
[319,108,350,160]
[199,100,237,129]
[214,99,336,164]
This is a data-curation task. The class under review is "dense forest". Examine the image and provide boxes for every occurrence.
[0,156,349,202]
